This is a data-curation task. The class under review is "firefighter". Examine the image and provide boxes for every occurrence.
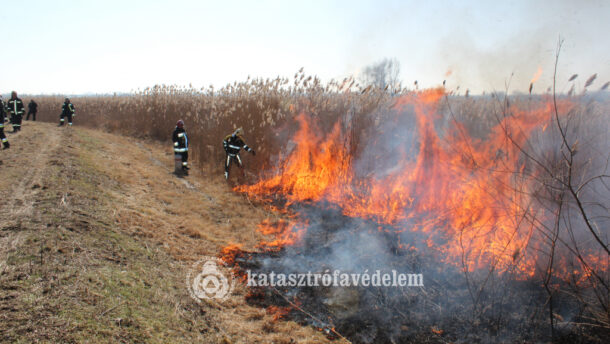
[172,120,189,174]
[59,98,75,126]
[223,128,255,180]
[7,91,25,132]
[0,96,9,149]
[26,99,38,121]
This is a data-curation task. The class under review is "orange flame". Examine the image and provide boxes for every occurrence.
[256,219,306,250]
[267,305,291,321]
[219,243,243,266]
[530,67,543,84]
[233,88,605,281]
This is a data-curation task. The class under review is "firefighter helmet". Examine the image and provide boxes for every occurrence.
[176,120,184,128]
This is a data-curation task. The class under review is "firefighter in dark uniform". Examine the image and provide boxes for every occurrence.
[0,96,9,149]
[59,98,75,126]
[223,128,255,179]
[7,91,25,132]
[26,99,38,121]
[172,120,189,174]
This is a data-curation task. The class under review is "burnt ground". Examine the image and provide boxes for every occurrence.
[0,122,337,343]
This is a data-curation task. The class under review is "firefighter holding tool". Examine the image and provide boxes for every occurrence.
[223,127,255,180]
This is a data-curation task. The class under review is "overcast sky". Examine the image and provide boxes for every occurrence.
[2,0,609,95]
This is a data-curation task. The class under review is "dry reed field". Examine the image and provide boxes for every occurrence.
[31,71,395,174]
[22,70,610,343]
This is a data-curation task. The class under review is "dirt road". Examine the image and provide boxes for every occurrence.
[0,122,333,343]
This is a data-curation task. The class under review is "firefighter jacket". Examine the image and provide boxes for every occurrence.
[172,127,188,153]
[62,102,75,115]
[0,100,5,123]
[7,97,25,116]
[223,134,252,156]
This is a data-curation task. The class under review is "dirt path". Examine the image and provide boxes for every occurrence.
[0,124,62,278]
[0,122,335,343]
[6,125,61,219]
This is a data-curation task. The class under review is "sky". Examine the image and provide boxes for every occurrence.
[1,0,609,95]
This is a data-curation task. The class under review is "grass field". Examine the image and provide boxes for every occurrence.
[0,122,338,343]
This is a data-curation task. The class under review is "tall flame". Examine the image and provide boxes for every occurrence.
[235,88,602,279]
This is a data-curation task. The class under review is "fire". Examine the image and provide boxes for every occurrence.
[219,243,244,266]
[232,87,606,282]
[256,219,306,250]
[266,305,291,321]
[431,326,443,335]
[235,113,351,204]
[530,67,543,84]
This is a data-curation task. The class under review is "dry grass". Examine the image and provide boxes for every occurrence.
[75,125,339,343]
[0,122,337,343]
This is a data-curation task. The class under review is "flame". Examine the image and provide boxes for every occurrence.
[267,305,291,321]
[231,88,605,282]
[530,67,543,84]
[431,326,444,335]
[219,243,243,266]
[256,219,306,250]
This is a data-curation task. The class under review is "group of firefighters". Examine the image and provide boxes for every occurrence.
[0,91,76,150]
[172,120,255,178]
[1,91,252,180]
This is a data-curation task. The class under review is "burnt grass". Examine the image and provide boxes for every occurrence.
[227,201,609,343]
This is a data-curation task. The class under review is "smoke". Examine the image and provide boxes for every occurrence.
[346,1,609,94]
[439,29,554,94]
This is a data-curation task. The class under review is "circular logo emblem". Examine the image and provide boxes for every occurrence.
[187,256,235,302]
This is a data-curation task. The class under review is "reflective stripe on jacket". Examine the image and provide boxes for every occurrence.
[172,127,188,153]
